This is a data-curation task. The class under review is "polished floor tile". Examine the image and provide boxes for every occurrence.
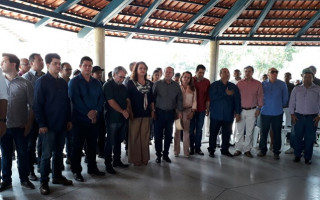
[0,143,319,200]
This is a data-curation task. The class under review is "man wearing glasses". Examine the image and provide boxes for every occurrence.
[103,66,130,174]
[60,62,72,83]
[258,68,288,160]
[69,56,105,182]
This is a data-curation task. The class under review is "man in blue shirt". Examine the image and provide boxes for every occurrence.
[258,68,288,160]
[207,68,241,158]
[68,56,105,182]
[290,68,320,165]
[33,53,73,195]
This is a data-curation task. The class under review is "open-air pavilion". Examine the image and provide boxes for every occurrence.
[1,0,320,199]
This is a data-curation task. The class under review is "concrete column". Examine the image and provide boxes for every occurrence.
[208,40,219,82]
[203,40,220,142]
[93,27,105,80]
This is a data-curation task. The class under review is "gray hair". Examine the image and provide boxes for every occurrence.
[113,66,127,76]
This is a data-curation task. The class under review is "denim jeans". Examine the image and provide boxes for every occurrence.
[259,114,283,155]
[1,128,29,183]
[293,113,317,160]
[104,122,127,163]
[71,121,99,173]
[189,111,205,150]
[40,129,66,183]
[65,130,73,159]
[27,120,39,173]
[208,119,233,153]
[154,108,175,158]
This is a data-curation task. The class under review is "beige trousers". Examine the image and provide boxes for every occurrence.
[174,108,191,156]
[128,117,151,165]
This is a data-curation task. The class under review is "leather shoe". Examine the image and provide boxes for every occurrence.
[113,161,129,168]
[21,180,35,189]
[293,157,301,163]
[29,172,38,181]
[156,157,161,163]
[305,159,312,165]
[106,164,116,174]
[52,176,73,185]
[244,151,253,158]
[73,173,84,182]
[273,154,280,160]
[88,168,105,176]
[257,151,266,157]
[163,156,171,163]
[0,182,12,192]
[195,149,204,156]
[221,151,233,157]
[233,150,242,156]
[40,182,50,195]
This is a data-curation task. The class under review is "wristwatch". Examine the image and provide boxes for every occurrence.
[0,118,7,123]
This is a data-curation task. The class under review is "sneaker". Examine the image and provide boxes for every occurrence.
[285,147,294,154]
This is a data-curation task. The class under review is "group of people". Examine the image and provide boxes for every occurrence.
[0,52,319,196]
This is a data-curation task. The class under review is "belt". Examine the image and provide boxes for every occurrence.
[295,113,317,117]
[242,107,256,110]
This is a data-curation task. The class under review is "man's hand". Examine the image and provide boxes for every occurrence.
[187,111,194,120]
[205,110,209,116]
[39,127,48,134]
[255,109,261,117]
[235,114,241,122]
[23,123,32,136]
[0,122,6,137]
[291,114,298,125]
[226,87,234,96]
[122,110,129,119]
[67,122,72,131]
[313,115,320,127]
[87,110,97,120]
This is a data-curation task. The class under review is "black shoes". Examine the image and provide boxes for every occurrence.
[0,182,12,192]
[257,151,266,157]
[305,159,312,165]
[40,182,50,195]
[88,168,106,176]
[52,176,73,185]
[106,163,117,174]
[156,157,161,164]
[273,154,280,160]
[21,180,35,189]
[207,147,215,158]
[163,157,171,163]
[221,151,233,157]
[195,149,204,156]
[190,149,194,155]
[293,157,301,163]
[73,172,84,182]
[113,161,129,168]
[29,172,38,181]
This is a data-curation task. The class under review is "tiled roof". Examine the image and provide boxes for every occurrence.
[1,0,320,46]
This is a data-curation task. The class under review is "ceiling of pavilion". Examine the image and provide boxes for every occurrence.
[1,0,320,46]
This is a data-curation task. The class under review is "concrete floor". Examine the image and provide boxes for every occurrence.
[0,142,320,200]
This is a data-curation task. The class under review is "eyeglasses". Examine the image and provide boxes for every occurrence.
[270,70,279,74]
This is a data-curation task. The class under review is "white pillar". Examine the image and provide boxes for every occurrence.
[209,40,219,82]
[204,40,220,142]
[93,27,105,80]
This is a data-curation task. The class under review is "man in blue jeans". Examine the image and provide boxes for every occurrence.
[0,53,35,191]
[258,67,288,160]
[103,66,130,174]
[153,67,183,163]
[34,53,73,195]
[189,64,210,155]
[69,56,105,182]
[289,68,320,165]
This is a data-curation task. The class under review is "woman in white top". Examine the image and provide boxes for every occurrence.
[174,71,197,157]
